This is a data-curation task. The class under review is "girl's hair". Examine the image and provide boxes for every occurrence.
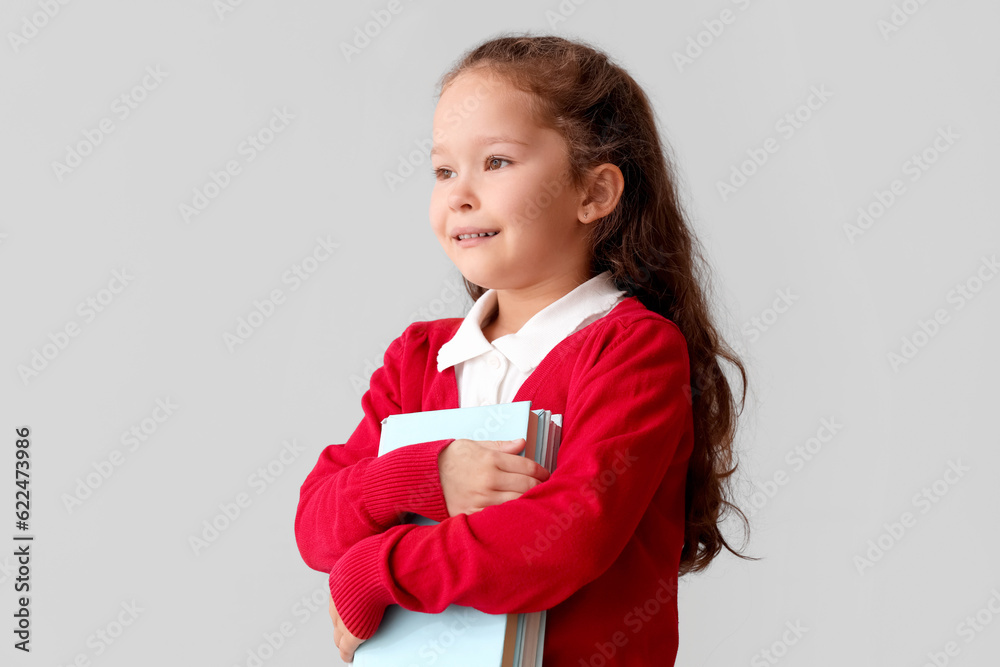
[436,33,754,575]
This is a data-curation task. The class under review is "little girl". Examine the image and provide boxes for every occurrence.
[295,34,751,666]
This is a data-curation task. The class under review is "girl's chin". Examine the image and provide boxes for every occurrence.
[456,268,502,290]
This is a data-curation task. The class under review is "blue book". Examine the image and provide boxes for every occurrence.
[352,401,562,667]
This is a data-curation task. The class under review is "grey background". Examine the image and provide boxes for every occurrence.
[2,0,999,665]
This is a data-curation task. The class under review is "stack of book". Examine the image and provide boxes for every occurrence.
[352,400,562,667]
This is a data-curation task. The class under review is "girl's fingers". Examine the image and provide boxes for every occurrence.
[493,470,541,495]
[477,438,525,452]
[329,598,345,655]
[494,454,550,481]
[477,465,553,506]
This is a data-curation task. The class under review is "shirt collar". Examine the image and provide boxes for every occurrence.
[436,271,626,375]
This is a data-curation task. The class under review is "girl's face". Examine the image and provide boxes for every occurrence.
[429,70,590,292]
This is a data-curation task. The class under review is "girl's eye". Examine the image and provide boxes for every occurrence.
[433,157,510,180]
[486,156,511,171]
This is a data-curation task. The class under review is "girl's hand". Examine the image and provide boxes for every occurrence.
[438,438,550,516]
[329,596,365,663]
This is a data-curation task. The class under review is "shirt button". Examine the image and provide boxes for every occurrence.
[488,355,501,369]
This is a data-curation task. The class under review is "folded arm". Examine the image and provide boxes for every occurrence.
[294,329,454,572]
[329,319,693,639]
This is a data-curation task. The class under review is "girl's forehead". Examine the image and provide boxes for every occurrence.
[441,69,526,104]
[432,69,555,148]
[436,74,536,125]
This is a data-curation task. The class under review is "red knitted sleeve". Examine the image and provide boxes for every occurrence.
[294,327,453,573]
[329,318,692,639]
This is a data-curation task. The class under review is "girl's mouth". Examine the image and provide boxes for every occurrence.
[455,230,499,247]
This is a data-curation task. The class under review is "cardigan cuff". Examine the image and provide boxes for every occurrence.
[329,534,395,640]
[362,438,454,526]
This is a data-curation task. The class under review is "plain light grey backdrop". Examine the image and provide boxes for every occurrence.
[2,1,998,665]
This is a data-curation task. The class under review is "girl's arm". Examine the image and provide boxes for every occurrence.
[294,329,454,572]
[328,318,693,640]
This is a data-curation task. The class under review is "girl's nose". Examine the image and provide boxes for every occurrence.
[446,175,478,212]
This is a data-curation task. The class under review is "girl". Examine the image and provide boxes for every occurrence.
[295,34,752,666]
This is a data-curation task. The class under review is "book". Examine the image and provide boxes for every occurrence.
[351,400,562,667]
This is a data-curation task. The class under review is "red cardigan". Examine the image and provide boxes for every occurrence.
[295,296,694,666]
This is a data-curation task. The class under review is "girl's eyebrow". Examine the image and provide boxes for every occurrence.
[430,136,529,157]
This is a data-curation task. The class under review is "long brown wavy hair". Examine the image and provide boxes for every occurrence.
[435,33,755,575]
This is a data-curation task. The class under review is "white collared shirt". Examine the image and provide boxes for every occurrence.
[436,271,627,408]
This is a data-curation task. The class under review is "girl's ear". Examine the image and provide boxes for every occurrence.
[579,163,625,223]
